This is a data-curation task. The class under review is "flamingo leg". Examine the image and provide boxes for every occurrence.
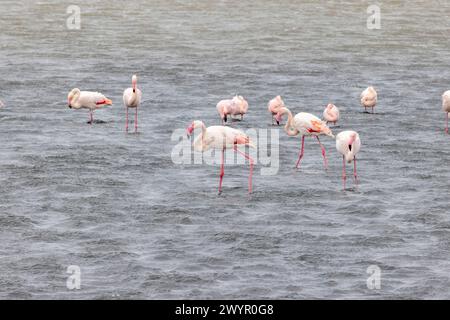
[364,106,367,113]
[353,156,358,184]
[315,136,328,170]
[446,112,449,134]
[295,136,305,169]
[342,155,346,189]
[241,114,243,121]
[125,107,129,131]
[89,110,93,124]
[135,107,138,132]
[233,145,254,194]
[218,148,225,194]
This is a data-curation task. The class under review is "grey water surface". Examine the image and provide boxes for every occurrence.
[1,0,450,299]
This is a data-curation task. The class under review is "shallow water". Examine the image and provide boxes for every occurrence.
[1,0,450,299]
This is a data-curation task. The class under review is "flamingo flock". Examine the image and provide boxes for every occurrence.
[1,78,445,196]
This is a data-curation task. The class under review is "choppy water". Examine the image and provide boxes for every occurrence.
[1,0,450,299]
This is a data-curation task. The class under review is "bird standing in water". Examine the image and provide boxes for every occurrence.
[123,75,142,132]
[323,103,340,126]
[67,88,112,124]
[186,120,255,194]
[336,130,361,189]
[360,86,377,113]
[275,107,334,170]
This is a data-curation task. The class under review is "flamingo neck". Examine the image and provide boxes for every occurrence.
[283,109,298,136]
[348,134,356,145]
[128,89,137,105]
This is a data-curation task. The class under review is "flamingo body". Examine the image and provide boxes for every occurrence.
[360,86,377,113]
[323,103,340,125]
[68,88,112,124]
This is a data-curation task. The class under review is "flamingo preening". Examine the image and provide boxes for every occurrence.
[68,88,112,124]
[275,107,334,170]
[323,103,340,125]
[186,120,255,194]
[268,95,285,125]
[123,75,142,132]
[442,90,450,134]
[336,130,361,189]
[360,86,377,113]
[216,95,249,124]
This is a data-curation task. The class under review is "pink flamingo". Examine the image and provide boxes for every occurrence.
[186,120,255,194]
[275,107,334,169]
[336,131,361,189]
[267,95,285,125]
[216,95,249,124]
[360,86,377,113]
[442,90,450,134]
[68,88,112,124]
[123,75,142,132]
[323,103,340,126]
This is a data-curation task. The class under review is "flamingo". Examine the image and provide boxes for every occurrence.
[442,90,450,134]
[268,95,285,125]
[360,86,377,113]
[336,131,361,189]
[123,75,142,132]
[68,88,112,124]
[275,107,334,170]
[216,95,249,124]
[186,120,255,194]
[323,103,340,126]
[0,100,4,108]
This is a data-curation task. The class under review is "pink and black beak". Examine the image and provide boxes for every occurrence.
[275,113,282,125]
[68,98,72,108]
[186,123,194,138]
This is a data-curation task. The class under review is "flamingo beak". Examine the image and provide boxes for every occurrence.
[186,125,194,138]
[275,113,282,125]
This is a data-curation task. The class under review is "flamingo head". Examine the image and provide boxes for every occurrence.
[276,95,285,106]
[187,120,203,137]
[186,120,201,138]
[321,123,335,138]
[186,123,194,137]
[67,88,80,108]
[326,103,334,111]
[132,75,137,93]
